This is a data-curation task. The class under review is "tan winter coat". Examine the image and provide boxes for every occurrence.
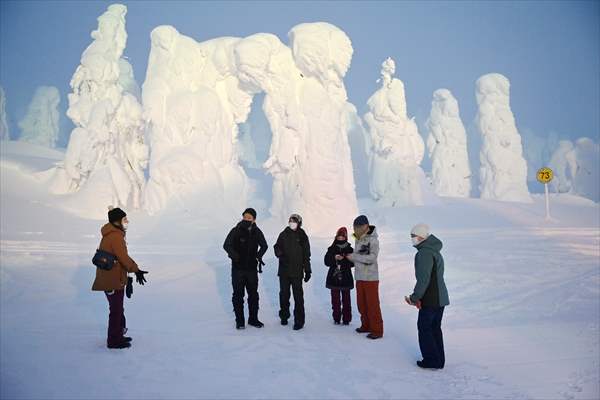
[91,223,139,291]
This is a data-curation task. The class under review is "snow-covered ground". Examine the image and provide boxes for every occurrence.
[1,142,599,399]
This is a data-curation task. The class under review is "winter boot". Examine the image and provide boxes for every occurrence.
[281,319,288,326]
[248,319,264,328]
[236,321,246,330]
[417,360,441,370]
[355,327,370,333]
[107,341,131,349]
[367,333,382,340]
[123,336,132,343]
[293,323,304,331]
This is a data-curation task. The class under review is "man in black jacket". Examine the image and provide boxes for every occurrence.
[223,208,268,330]
[274,214,311,330]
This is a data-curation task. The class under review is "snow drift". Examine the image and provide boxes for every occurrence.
[425,89,471,197]
[475,73,531,203]
[363,57,432,206]
[48,4,148,217]
[18,86,61,148]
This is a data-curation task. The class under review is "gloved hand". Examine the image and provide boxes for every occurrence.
[304,272,311,283]
[257,257,265,273]
[135,269,148,285]
[126,276,133,298]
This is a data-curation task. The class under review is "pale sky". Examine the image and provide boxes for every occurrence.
[1,0,598,145]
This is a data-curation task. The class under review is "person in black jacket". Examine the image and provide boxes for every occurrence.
[274,213,311,330]
[223,208,268,330]
[324,227,354,325]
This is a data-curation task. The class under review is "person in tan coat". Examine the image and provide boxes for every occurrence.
[92,207,147,349]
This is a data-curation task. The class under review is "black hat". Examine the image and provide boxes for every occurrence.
[242,208,257,219]
[108,207,127,223]
[353,215,369,226]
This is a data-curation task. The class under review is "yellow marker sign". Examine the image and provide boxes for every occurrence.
[536,167,553,184]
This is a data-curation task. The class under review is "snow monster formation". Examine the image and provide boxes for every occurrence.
[50,4,148,214]
[426,89,471,197]
[363,57,430,206]
[142,22,358,231]
[0,86,9,141]
[475,73,531,202]
[18,86,61,148]
[548,140,576,194]
[569,137,599,202]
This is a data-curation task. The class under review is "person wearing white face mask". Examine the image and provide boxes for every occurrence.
[92,207,148,349]
[405,223,449,370]
[274,214,311,330]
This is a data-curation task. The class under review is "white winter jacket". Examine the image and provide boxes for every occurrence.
[349,226,379,281]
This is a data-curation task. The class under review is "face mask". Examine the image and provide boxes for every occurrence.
[240,220,253,229]
[122,222,129,231]
[411,237,421,246]
[289,222,298,231]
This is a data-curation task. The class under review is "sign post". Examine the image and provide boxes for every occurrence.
[536,167,554,220]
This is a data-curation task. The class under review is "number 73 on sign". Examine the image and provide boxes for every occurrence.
[536,167,553,184]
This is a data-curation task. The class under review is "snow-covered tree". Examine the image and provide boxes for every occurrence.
[18,86,60,148]
[0,86,9,141]
[363,57,430,206]
[521,128,559,183]
[548,140,576,193]
[475,73,531,202]
[426,88,471,197]
[51,4,148,211]
[143,22,358,232]
[570,137,599,202]
[118,58,140,99]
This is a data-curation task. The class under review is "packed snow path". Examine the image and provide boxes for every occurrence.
[1,211,598,399]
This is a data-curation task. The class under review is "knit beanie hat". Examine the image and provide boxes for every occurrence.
[411,223,430,239]
[242,208,257,219]
[108,206,127,223]
[353,215,369,227]
[335,227,348,239]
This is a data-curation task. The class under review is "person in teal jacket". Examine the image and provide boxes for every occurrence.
[405,223,449,370]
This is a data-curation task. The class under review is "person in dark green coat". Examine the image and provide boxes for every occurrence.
[405,223,449,370]
[274,214,311,330]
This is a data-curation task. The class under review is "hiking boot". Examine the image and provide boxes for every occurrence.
[355,327,370,333]
[367,333,382,340]
[281,319,288,326]
[248,319,264,328]
[417,360,441,370]
[107,341,131,349]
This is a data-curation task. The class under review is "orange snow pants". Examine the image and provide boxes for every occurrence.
[356,280,383,336]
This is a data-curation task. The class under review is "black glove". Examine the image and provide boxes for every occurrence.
[304,272,311,283]
[257,258,265,273]
[126,276,133,298]
[135,269,148,285]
